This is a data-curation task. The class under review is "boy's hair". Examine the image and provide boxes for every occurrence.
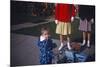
[41,27,50,34]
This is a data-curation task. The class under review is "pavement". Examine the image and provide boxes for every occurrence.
[11,33,60,66]
[11,18,95,66]
[11,33,95,66]
[11,18,54,31]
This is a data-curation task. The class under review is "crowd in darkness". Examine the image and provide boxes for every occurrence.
[11,1,55,25]
[32,3,55,17]
[11,1,55,17]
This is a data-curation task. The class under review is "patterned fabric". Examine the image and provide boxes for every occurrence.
[56,21,71,35]
[37,38,54,64]
[79,19,92,32]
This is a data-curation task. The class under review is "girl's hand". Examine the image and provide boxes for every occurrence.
[91,18,94,24]
[71,16,74,22]
[55,20,59,24]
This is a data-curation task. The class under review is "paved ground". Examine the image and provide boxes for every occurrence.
[11,18,95,66]
[11,33,40,66]
[11,33,61,66]
[11,18,54,31]
[11,33,95,66]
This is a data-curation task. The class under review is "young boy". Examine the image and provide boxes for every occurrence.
[55,3,77,50]
[37,27,54,64]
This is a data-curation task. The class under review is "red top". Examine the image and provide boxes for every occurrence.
[55,3,76,22]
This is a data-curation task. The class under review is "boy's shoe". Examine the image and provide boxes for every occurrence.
[59,50,63,54]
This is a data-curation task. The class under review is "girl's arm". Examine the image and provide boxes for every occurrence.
[90,18,94,24]
[55,4,59,24]
[71,5,77,22]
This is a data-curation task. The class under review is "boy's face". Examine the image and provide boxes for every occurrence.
[42,30,50,40]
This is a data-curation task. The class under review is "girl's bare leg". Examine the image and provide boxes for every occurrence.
[82,32,86,46]
[87,32,91,47]
[58,34,64,50]
[67,35,71,50]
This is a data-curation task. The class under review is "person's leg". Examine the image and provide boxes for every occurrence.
[87,32,91,47]
[58,34,64,50]
[67,35,71,50]
[66,23,71,50]
[82,32,86,46]
[55,21,64,50]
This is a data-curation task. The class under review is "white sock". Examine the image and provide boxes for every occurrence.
[67,42,71,50]
[58,42,64,50]
[87,40,90,47]
[82,40,86,46]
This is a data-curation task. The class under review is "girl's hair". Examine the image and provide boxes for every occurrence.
[41,27,50,34]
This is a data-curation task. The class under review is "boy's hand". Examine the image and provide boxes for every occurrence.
[55,20,59,24]
[40,36,46,41]
[71,16,74,22]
